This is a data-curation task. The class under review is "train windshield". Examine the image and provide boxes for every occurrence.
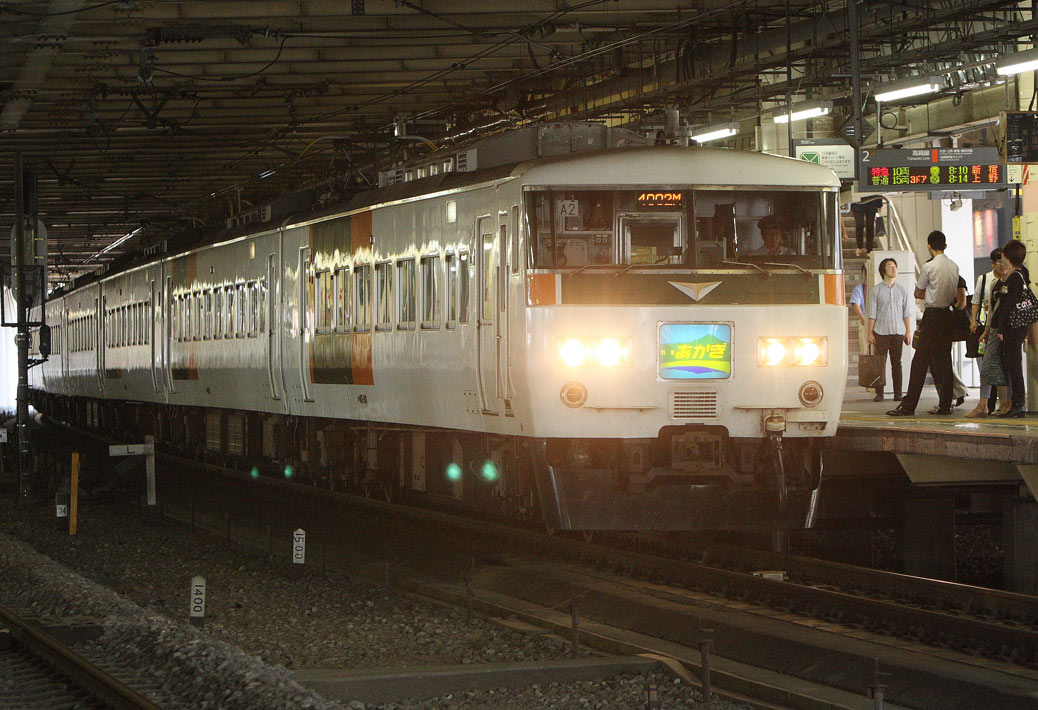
[525,188,839,270]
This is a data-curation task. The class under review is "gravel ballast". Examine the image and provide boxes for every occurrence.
[0,495,746,709]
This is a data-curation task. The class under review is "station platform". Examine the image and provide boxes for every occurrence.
[831,386,1038,592]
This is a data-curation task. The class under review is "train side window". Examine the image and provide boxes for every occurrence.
[225,286,235,338]
[214,289,223,340]
[236,283,247,338]
[203,290,213,339]
[335,268,351,332]
[458,250,470,324]
[397,258,416,329]
[445,252,457,328]
[193,292,202,341]
[375,261,393,330]
[119,306,126,347]
[247,281,259,337]
[354,264,371,332]
[315,270,331,333]
[420,255,440,328]
[259,278,267,333]
[511,205,520,274]
[144,301,150,345]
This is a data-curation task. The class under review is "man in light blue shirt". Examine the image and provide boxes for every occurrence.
[866,258,913,401]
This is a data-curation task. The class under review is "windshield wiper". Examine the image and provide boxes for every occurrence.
[720,260,769,277]
[764,261,812,277]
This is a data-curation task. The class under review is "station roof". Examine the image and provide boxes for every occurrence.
[1,1,1035,285]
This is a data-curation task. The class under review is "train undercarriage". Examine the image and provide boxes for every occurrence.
[30,392,823,532]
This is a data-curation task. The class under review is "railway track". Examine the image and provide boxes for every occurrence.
[0,604,161,710]
[33,419,1038,670]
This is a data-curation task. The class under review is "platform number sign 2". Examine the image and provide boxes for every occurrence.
[292,528,306,565]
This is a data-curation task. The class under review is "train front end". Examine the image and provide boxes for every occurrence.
[517,149,845,531]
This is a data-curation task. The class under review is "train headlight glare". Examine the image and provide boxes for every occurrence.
[758,337,828,366]
[559,338,587,367]
[558,337,632,367]
[596,338,625,367]
[795,339,822,366]
[760,338,787,366]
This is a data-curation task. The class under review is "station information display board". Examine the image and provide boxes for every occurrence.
[858,147,1004,192]
[1004,111,1038,164]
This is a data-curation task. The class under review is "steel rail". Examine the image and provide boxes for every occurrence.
[40,416,1038,665]
[0,603,162,710]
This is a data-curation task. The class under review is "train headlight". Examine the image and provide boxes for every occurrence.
[757,337,828,366]
[759,338,787,366]
[793,338,825,366]
[558,337,632,367]
[559,338,588,367]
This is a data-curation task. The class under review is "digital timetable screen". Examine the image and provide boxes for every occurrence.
[864,164,1002,189]
[859,148,1005,192]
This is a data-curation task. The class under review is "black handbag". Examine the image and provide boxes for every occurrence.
[1007,272,1038,329]
[858,346,885,389]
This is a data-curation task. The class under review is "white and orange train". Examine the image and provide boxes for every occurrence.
[31,122,846,531]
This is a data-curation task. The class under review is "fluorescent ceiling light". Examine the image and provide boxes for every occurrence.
[874,76,941,102]
[773,102,832,124]
[691,123,737,143]
[996,48,1038,76]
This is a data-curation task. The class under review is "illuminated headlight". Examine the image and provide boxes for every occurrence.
[757,337,828,367]
[558,337,633,367]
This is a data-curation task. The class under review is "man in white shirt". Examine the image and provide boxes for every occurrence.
[887,230,959,416]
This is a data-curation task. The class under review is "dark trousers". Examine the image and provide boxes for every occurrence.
[901,308,954,411]
[851,202,879,252]
[1002,327,1027,409]
[873,334,904,395]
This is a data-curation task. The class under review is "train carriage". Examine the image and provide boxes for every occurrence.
[31,122,846,531]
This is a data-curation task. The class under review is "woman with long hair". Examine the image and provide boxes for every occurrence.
[992,240,1030,418]
[971,253,1011,417]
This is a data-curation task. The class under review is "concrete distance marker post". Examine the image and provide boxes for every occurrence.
[189,576,206,628]
[55,490,68,531]
[292,528,306,568]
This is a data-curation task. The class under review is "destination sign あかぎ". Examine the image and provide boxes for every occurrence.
[659,323,731,379]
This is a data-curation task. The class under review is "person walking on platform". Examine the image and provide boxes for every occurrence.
[887,230,959,417]
[991,240,1031,418]
[970,254,1011,418]
[867,258,912,401]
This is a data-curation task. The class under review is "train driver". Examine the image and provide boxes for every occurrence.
[748,214,795,257]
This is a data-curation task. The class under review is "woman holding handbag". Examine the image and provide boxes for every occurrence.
[993,240,1036,418]
[970,256,1011,418]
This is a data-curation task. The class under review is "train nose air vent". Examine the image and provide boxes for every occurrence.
[671,391,719,419]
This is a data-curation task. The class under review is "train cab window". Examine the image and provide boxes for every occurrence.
[420,255,440,328]
[458,250,470,324]
[247,281,259,337]
[375,261,393,330]
[445,252,457,328]
[693,190,833,268]
[397,258,416,329]
[334,268,351,332]
[236,283,247,338]
[354,264,372,332]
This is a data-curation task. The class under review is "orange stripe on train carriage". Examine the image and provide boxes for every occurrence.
[526,273,557,306]
[824,273,845,305]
